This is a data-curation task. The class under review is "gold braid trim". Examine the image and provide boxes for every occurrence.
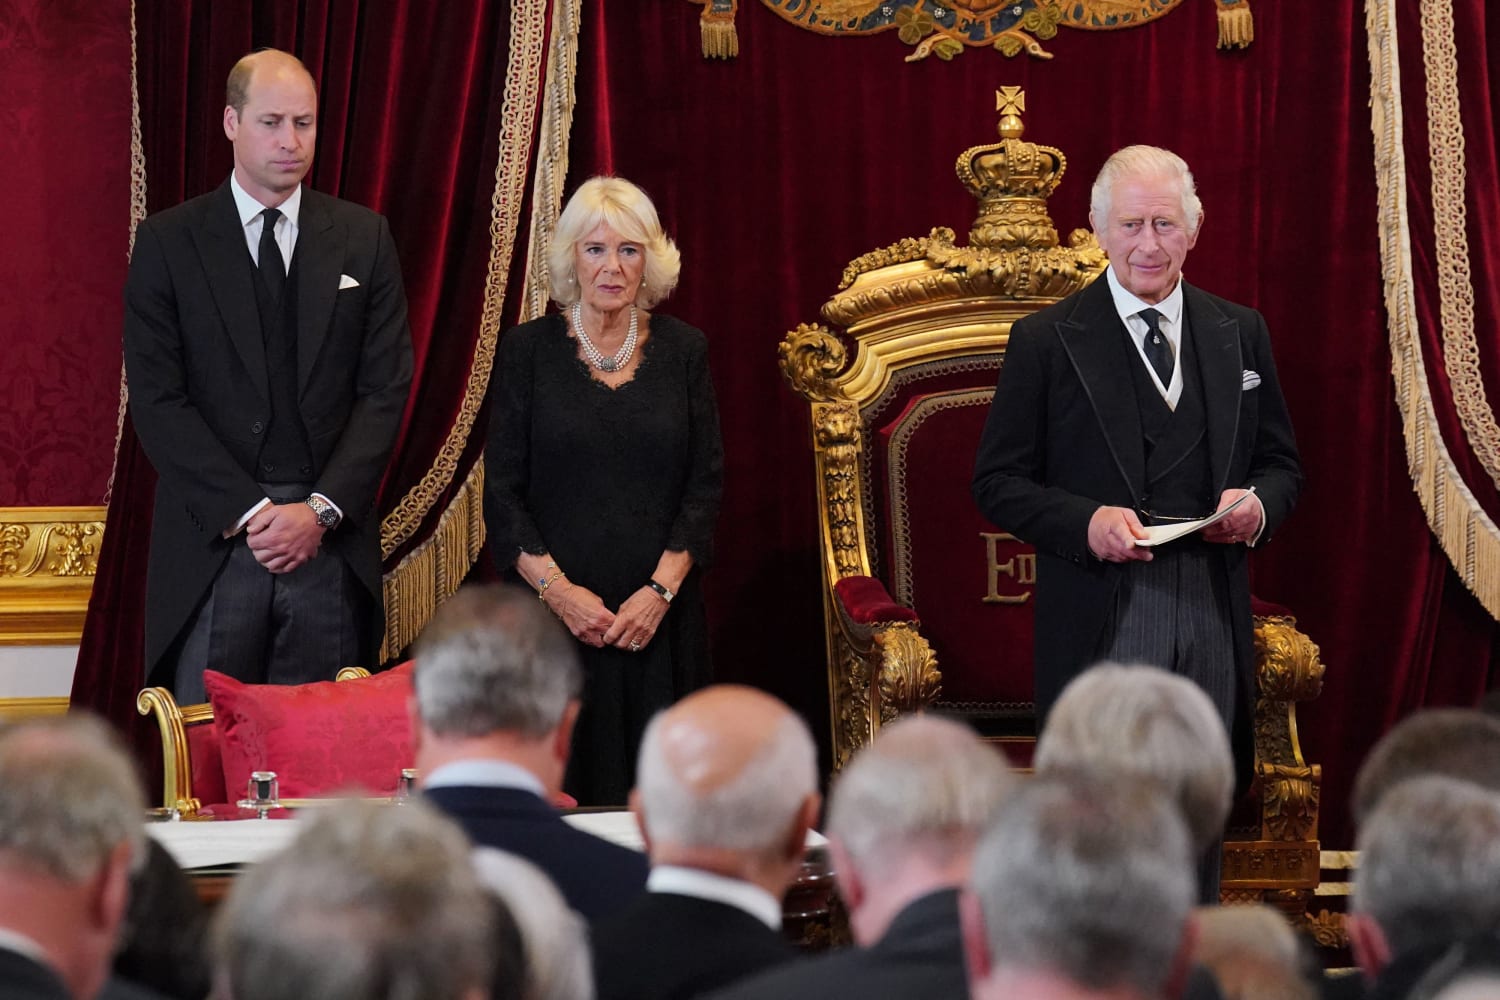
[108,0,149,506]
[378,0,549,558]
[520,0,583,320]
[1366,0,1500,616]
[378,461,486,662]
[1421,0,1500,492]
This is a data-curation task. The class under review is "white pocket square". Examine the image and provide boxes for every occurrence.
[338,274,360,290]
[1241,369,1261,390]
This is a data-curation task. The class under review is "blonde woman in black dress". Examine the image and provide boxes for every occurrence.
[485,176,724,805]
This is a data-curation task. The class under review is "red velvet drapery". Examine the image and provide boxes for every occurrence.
[566,0,1499,848]
[72,0,534,754]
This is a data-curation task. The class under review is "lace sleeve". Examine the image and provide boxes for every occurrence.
[483,324,549,566]
[665,326,725,567]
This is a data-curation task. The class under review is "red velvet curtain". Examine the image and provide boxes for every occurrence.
[72,0,531,754]
[566,0,1499,848]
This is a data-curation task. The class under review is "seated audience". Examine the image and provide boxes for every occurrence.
[472,847,594,1000]
[212,799,506,1000]
[963,772,1198,1000]
[1350,708,1500,826]
[411,583,649,921]
[592,685,819,1000]
[1347,776,1500,1000]
[1193,905,1318,1000]
[1035,661,1234,902]
[108,839,210,1000]
[710,714,1012,1000]
[0,715,146,1000]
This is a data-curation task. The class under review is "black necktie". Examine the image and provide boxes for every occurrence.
[258,207,286,302]
[1139,308,1174,387]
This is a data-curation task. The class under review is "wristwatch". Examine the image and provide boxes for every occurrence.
[305,495,340,530]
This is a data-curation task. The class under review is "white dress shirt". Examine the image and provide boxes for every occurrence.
[646,864,783,930]
[1105,266,1185,410]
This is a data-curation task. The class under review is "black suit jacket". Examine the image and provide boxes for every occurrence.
[972,275,1301,720]
[422,785,648,922]
[0,947,70,1000]
[707,888,966,1000]
[123,180,413,677]
[593,890,796,1000]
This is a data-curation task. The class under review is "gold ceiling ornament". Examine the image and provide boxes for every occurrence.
[692,0,1246,63]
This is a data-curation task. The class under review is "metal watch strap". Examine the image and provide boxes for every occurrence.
[306,495,339,529]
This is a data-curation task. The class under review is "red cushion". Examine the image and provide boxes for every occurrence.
[186,721,227,806]
[834,575,919,626]
[204,663,415,800]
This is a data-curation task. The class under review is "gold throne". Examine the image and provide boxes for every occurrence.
[780,89,1325,911]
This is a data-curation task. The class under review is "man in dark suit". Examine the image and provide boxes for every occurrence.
[411,584,648,923]
[123,49,412,703]
[972,144,1301,762]
[709,714,1012,1000]
[592,685,820,1000]
[0,717,146,1000]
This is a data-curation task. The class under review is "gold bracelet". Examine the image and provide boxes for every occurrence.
[537,569,566,600]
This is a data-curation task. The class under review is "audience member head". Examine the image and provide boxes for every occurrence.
[1349,776,1500,979]
[1192,904,1318,1000]
[112,837,212,1000]
[1036,662,1234,855]
[826,714,1013,946]
[963,772,1196,1000]
[0,714,146,1000]
[471,847,594,1000]
[1351,708,1500,827]
[633,685,819,896]
[548,176,681,309]
[411,583,583,791]
[213,799,501,1000]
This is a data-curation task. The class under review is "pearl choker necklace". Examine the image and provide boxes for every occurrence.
[571,302,638,373]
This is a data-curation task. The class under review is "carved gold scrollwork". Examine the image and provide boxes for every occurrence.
[779,324,850,403]
[0,508,108,645]
[838,237,932,290]
[0,525,26,576]
[1254,615,1326,702]
[813,403,868,581]
[1259,763,1321,842]
[925,226,1105,299]
[874,624,941,724]
[1303,909,1350,949]
[832,634,873,771]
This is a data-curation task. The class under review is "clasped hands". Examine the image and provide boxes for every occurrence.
[546,583,665,653]
[1087,488,1264,564]
[245,502,325,574]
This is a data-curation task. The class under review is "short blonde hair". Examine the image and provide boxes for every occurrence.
[548,176,681,309]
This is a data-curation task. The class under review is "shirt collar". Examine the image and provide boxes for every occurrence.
[422,759,546,798]
[1105,265,1185,329]
[230,172,303,230]
[646,865,783,930]
[0,927,53,970]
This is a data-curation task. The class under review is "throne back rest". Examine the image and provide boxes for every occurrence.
[860,352,1036,719]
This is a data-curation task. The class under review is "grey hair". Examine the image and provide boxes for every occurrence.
[547,176,681,309]
[972,773,1195,996]
[413,583,582,739]
[1090,145,1203,236]
[636,707,817,853]
[828,714,1012,873]
[1035,662,1233,853]
[213,800,497,1000]
[0,714,146,881]
[471,847,594,1000]
[1352,709,1500,826]
[1353,776,1500,956]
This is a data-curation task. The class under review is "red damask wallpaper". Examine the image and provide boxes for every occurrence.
[0,1,131,505]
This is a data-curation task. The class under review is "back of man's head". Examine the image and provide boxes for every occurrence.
[0,715,146,1000]
[1351,709,1500,827]
[1352,776,1500,967]
[413,583,582,740]
[830,714,1011,870]
[213,799,500,1000]
[635,685,817,860]
[966,773,1195,1000]
[1036,662,1233,853]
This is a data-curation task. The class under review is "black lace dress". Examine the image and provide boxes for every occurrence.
[484,312,724,805]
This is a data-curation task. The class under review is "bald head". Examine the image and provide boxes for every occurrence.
[226,49,315,114]
[223,49,317,207]
[635,685,817,854]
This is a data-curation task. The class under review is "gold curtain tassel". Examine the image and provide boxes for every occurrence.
[1216,1,1254,49]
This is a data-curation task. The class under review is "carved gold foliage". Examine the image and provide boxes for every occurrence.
[779,324,850,403]
[832,636,872,771]
[1254,615,1326,702]
[1259,764,1321,842]
[1253,695,1295,766]
[813,403,867,580]
[1303,909,1349,949]
[925,226,1106,298]
[838,237,931,291]
[0,520,104,579]
[875,624,941,723]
